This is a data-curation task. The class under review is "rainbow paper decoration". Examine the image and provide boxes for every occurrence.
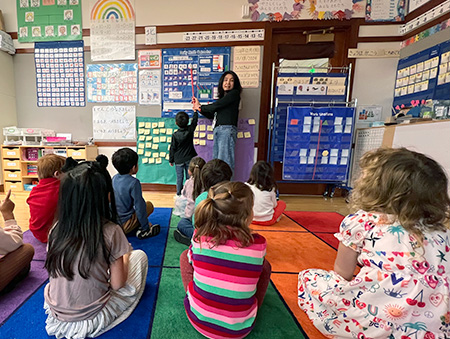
[91,0,135,20]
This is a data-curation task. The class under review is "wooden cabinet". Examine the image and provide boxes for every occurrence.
[1,145,97,192]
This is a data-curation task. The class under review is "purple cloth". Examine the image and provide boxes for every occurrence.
[194,118,254,182]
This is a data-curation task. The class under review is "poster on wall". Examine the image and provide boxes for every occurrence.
[162,47,231,117]
[86,63,138,103]
[90,0,135,61]
[408,0,431,13]
[17,0,82,43]
[365,0,405,21]
[139,69,161,105]
[35,40,85,107]
[138,50,161,69]
[92,106,136,140]
[233,46,260,88]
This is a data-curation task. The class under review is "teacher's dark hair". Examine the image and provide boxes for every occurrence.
[218,71,242,99]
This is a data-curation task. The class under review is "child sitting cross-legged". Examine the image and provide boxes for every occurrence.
[180,181,272,338]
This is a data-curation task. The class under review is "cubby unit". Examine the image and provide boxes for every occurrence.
[1,145,98,192]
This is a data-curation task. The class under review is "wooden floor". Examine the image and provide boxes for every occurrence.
[0,191,349,231]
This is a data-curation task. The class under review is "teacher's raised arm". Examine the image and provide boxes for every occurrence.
[191,71,242,172]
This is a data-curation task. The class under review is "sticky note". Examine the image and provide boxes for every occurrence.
[153,137,160,143]
[153,153,158,158]
[138,128,145,134]
[291,119,299,125]
[152,144,159,150]
[139,136,145,141]
[237,132,244,139]
[145,142,152,148]
[160,136,167,142]
[153,129,160,135]
[145,122,151,128]
[149,158,155,164]
[300,149,308,157]
[152,123,158,128]
[199,140,206,146]
[244,132,251,138]
[137,149,144,155]
[167,128,173,134]
[138,122,145,127]
[165,155,170,161]
[167,145,171,150]
[144,129,150,135]
[142,158,149,164]
[138,143,145,149]
[160,152,166,157]
[160,128,166,134]
[167,137,172,143]
[207,125,213,131]
[145,151,151,157]
[156,158,162,164]
[199,132,206,138]
[194,139,199,145]
[248,119,255,125]
[199,125,206,131]
[195,126,199,131]
[207,134,213,140]
[146,136,152,141]
[194,132,199,138]
[158,122,165,128]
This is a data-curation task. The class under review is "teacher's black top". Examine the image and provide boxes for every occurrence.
[199,88,240,127]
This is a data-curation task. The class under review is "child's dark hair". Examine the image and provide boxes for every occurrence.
[175,111,189,128]
[61,157,79,173]
[195,159,233,199]
[218,71,242,99]
[195,181,254,248]
[248,161,277,192]
[189,157,206,201]
[112,148,138,175]
[45,159,118,280]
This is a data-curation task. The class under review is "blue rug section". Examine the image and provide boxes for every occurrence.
[149,207,172,228]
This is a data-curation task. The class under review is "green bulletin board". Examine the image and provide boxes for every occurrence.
[135,117,177,185]
[17,0,82,43]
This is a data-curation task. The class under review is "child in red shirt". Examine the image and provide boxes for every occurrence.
[26,154,65,243]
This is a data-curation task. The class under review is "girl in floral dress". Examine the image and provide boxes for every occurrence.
[298,148,450,338]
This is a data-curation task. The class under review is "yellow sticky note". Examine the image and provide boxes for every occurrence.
[152,122,158,128]
[248,119,256,125]
[165,154,170,161]
[153,137,160,143]
[167,128,173,134]
[153,129,160,135]
[146,136,152,141]
[160,152,166,157]
[244,132,251,138]
[138,128,145,135]
[158,122,165,128]
[199,132,206,138]
[145,151,151,157]
[153,153,158,158]
[160,128,166,134]
[160,136,167,142]
[207,134,213,140]
[199,125,206,131]
[139,136,145,141]
[237,132,244,139]
[199,140,206,146]
[195,126,200,131]
[207,125,213,131]
[152,144,159,150]
[167,145,171,150]
[194,132,199,138]
[167,137,172,143]
[138,143,145,149]
[194,139,199,145]
[156,158,162,164]
[142,158,149,164]
[137,149,144,155]
[144,129,150,135]
[145,122,151,129]
[138,122,145,128]
[149,158,155,164]
[145,142,152,148]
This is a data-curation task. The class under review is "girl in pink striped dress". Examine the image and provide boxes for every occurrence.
[180,181,272,339]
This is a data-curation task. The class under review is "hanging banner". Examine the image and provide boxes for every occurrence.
[92,105,136,140]
[90,0,135,61]
[139,69,161,105]
[17,0,82,42]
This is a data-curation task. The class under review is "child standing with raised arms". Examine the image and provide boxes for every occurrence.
[298,148,450,338]
[180,181,272,338]
[44,160,148,339]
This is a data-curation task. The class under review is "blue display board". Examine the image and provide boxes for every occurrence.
[271,72,348,162]
[435,40,450,100]
[161,47,231,117]
[282,106,355,183]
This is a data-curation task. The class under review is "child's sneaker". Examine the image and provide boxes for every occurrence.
[136,224,160,239]
[174,229,191,246]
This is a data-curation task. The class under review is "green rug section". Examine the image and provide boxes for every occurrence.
[151,268,306,338]
[164,214,189,267]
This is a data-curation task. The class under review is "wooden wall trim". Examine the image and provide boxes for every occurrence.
[95,142,137,147]
[356,36,404,43]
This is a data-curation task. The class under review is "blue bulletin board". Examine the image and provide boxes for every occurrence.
[283,106,355,183]
[161,47,231,117]
[435,40,450,100]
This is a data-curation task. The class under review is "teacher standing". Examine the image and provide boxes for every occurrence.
[192,71,242,172]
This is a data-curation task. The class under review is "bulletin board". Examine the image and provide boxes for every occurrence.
[161,47,231,117]
[283,106,355,183]
[17,0,82,43]
[435,40,450,100]
[135,117,177,185]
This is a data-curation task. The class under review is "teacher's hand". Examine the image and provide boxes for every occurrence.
[191,97,201,111]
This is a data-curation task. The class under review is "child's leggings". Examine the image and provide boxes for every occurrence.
[252,200,286,226]
[0,243,35,293]
[179,249,272,308]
